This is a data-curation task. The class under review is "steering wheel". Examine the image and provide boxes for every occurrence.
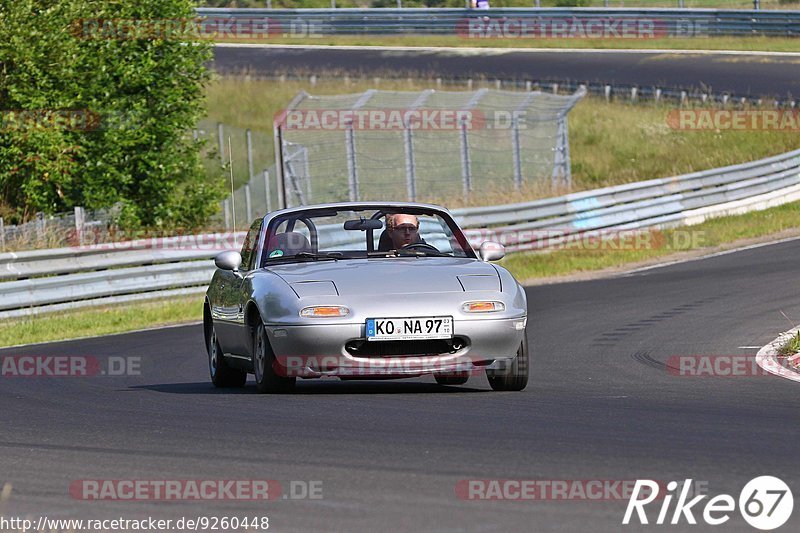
[401,242,440,253]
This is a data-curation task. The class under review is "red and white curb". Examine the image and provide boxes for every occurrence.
[756,325,800,383]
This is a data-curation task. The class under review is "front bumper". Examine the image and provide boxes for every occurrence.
[266,316,526,378]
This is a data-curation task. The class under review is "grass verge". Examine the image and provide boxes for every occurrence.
[3,201,800,347]
[500,200,800,281]
[217,35,800,53]
[778,331,800,357]
[0,295,204,348]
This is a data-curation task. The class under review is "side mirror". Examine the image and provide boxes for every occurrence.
[215,250,242,274]
[479,241,505,262]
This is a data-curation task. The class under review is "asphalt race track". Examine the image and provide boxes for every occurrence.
[2,239,800,531]
[213,45,800,99]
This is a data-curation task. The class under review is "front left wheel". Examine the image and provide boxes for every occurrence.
[253,321,296,394]
[208,324,247,388]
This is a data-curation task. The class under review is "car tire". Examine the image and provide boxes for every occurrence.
[208,323,247,388]
[253,321,296,394]
[434,372,469,386]
[487,336,529,391]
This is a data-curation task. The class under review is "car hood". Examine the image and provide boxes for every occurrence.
[266,257,500,296]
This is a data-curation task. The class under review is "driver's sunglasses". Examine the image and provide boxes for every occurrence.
[394,224,419,233]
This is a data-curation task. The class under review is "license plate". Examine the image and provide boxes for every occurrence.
[366,316,453,341]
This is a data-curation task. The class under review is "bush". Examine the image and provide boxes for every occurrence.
[0,0,222,230]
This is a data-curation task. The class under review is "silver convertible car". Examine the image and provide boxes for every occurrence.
[204,202,529,393]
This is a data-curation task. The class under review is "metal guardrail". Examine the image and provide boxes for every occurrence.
[453,148,800,251]
[195,8,800,38]
[0,148,798,318]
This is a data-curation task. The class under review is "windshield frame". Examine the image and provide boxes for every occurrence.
[255,204,477,267]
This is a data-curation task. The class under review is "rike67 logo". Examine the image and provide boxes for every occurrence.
[623,477,793,530]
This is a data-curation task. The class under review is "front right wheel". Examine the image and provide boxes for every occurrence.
[253,321,296,394]
[487,336,529,391]
[208,324,247,388]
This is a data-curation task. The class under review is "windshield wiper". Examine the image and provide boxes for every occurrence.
[367,250,399,257]
[398,250,451,257]
[368,249,451,258]
[266,252,341,263]
[294,252,341,261]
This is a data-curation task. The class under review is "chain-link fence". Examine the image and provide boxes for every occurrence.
[0,207,120,252]
[272,88,585,208]
[195,120,281,231]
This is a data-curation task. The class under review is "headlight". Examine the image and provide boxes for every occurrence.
[461,301,505,313]
[299,306,350,318]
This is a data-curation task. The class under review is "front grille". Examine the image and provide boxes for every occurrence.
[346,337,468,357]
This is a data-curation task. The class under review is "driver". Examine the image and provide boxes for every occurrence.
[386,213,422,249]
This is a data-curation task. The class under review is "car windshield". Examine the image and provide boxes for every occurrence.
[260,207,475,265]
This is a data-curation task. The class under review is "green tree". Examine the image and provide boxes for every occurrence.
[0,0,220,229]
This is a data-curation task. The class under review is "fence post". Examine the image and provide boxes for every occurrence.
[217,122,225,167]
[74,206,85,246]
[302,146,312,204]
[403,127,417,202]
[459,120,472,202]
[35,212,45,241]
[552,115,572,190]
[264,169,272,213]
[511,117,522,191]
[273,123,287,209]
[0,217,4,252]
[244,183,253,223]
[246,128,255,183]
[345,122,359,202]
[509,90,537,193]
[400,89,433,202]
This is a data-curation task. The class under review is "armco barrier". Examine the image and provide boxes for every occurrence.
[0,148,798,318]
[194,8,800,38]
